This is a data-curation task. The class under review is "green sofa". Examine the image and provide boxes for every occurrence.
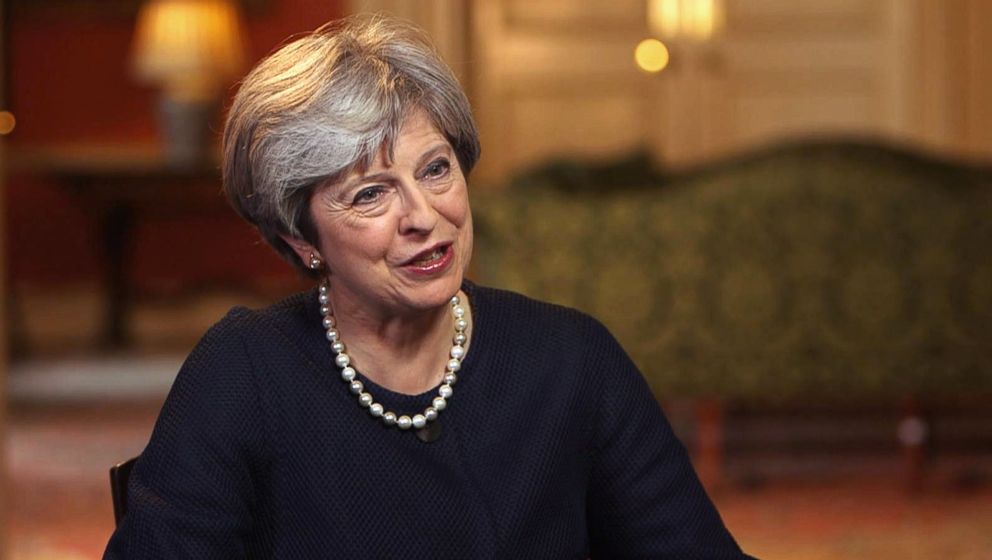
[471,141,992,402]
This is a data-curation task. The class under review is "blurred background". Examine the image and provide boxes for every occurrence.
[1,0,991,558]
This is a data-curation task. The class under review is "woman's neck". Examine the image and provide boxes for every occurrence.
[325,290,472,395]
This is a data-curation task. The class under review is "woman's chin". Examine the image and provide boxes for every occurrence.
[392,256,467,310]
[394,274,464,314]
[409,276,464,311]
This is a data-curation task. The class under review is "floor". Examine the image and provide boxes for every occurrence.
[5,357,992,560]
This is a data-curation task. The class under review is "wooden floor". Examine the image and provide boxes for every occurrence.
[7,402,160,560]
[5,366,992,559]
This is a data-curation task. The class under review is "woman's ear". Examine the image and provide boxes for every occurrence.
[280,235,321,270]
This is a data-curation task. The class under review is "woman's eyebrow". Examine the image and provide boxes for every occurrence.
[416,143,453,169]
[352,171,393,185]
[335,142,452,190]
[330,169,394,194]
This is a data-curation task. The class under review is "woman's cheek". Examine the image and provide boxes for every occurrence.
[460,209,474,270]
[448,183,472,228]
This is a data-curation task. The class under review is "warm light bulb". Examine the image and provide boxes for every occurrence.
[0,111,15,135]
[634,39,670,73]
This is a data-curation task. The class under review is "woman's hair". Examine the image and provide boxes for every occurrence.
[222,14,481,277]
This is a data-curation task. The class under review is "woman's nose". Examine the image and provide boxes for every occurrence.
[398,184,439,235]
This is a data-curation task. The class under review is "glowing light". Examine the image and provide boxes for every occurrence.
[0,111,15,135]
[634,39,670,73]
[648,0,723,42]
[132,0,244,100]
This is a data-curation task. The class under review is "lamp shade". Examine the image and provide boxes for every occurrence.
[132,0,245,100]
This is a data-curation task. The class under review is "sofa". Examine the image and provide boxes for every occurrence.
[470,140,992,483]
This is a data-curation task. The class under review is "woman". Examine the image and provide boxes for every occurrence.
[105,14,751,559]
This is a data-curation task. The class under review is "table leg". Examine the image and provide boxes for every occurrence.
[102,202,134,348]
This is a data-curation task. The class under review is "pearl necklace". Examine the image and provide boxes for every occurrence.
[319,281,467,435]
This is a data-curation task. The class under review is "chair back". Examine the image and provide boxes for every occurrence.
[110,457,138,526]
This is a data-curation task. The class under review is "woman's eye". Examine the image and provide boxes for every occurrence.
[423,159,450,179]
[352,186,385,205]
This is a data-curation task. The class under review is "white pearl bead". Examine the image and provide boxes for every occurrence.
[320,284,466,432]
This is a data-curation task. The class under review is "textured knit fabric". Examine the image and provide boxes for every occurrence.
[104,282,751,559]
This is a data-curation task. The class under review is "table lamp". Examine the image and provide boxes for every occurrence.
[131,0,245,167]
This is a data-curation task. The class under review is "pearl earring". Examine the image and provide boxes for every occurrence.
[309,252,323,270]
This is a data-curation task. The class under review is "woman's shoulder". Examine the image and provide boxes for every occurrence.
[204,289,315,343]
[466,281,614,344]
[183,289,322,375]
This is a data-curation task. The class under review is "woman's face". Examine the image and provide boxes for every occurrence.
[302,108,473,318]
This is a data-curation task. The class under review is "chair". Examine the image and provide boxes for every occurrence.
[109,457,139,526]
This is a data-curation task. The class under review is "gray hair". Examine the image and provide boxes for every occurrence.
[222,14,481,277]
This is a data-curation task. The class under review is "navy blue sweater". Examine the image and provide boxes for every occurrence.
[104,283,750,558]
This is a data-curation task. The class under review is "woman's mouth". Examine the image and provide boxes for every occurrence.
[411,246,445,266]
[403,244,454,275]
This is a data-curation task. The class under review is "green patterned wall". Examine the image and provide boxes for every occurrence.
[472,141,992,399]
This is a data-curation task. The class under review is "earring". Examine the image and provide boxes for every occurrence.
[309,252,323,270]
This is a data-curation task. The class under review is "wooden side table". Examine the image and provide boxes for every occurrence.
[12,145,227,348]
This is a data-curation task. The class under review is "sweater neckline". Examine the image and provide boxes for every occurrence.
[304,280,485,411]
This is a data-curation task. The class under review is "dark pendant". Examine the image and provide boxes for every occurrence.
[415,420,442,443]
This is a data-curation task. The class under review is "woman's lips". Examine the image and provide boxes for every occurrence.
[402,243,454,275]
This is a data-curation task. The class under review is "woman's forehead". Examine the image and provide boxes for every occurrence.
[360,109,449,171]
